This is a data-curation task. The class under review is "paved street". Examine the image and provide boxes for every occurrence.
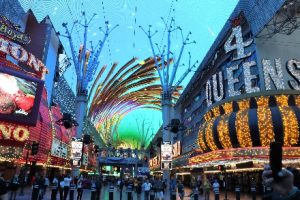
[1,186,260,200]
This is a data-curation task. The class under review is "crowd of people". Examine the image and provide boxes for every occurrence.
[0,165,299,200]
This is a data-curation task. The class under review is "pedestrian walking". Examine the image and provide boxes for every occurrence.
[31,173,43,200]
[76,176,83,200]
[63,174,72,200]
[212,180,220,200]
[119,178,124,200]
[203,180,211,200]
[59,177,64,200]
[43,176,50,197]
[0,173,8,200]
[135,180,142,200]
[95,176,102,200]
[51,176,59,200]
[9,174,19,200]
[177,180,185,200]
[170,177,177,199]
[142,179,152,200]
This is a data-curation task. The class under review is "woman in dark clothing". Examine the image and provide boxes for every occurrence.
[262,165,300,200]
[76,176,83,200]
[135,181,142,200]
[59,177,64,200]
[9,175,19,200]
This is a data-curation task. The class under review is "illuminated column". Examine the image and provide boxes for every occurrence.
[162,91,172,142]
[60,11,117,176]
[75,94,88,138]
[140,17,196,198]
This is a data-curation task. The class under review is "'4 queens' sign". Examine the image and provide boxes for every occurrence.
[205,24,300,107]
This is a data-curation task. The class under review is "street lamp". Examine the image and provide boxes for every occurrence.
[164,119,186,134]
[56,113,79,175]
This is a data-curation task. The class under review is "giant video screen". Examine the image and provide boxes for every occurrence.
[0,66,44,125]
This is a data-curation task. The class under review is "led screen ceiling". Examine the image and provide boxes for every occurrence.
[18,0,238,147]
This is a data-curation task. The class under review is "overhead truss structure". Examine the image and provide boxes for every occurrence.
[257,0,300,38]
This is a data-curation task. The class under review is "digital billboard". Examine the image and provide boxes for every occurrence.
[161,142,172,162]
[0,65,44,125]
[71,141,83,160]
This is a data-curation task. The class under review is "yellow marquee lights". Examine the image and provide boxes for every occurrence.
[0,146,23,162]
[295,96,300,107]
[222,102,233,114]
[236,100,252,147]
[212,107,220,118]
[198,123,208,152]
[256,96,274,146]
[197,94,300,154]
[217,116,232,149]
[203,112,209,121]
[205,120,218,151]
[0,123,30,142]
[276,95,299,146]
[189,147,300,165]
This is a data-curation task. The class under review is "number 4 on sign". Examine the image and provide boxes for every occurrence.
[224,25,253,61]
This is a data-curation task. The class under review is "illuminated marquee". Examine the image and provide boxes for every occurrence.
[0,16,31,44]
[205,25,300,107]
[0,37,48,79]
[0,122,29,142]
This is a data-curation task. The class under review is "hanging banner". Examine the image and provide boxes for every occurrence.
[71,141,83,160]
[161,142,172,162]
[172,141,181,157]
[51,138,68,159]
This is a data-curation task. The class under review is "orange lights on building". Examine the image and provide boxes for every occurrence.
[189,147,300,166]
[197,123,208,152]
[217,116,232,149]
[222,102,233,114]
[196,94,300,159]
[205,120,218,151]
[0,122,29,142]
[295,95,300,107]
[276,95,299,146]
[236,100,252,147]
[212,107,220,118]
[256,96,274,146]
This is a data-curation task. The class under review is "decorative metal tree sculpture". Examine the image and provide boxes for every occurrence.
[59,11,118,140]
[140,17,198,189]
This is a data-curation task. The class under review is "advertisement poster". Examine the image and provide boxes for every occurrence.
[0,67,44,125]
[51,138,68,159]
[161,143,172,162]
[71,141,83,160]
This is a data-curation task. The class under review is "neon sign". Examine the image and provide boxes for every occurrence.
[0,123,29,142]
[0,37,48,79]
[205,25,300,107]
[0,16,31,45]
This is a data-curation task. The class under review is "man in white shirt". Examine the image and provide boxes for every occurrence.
[142,179,152,200]
[212,179,220,200]
[63,174,72,200]
[51,176,59,200]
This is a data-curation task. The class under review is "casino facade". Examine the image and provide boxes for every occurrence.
[173,0,300,176]
[0,2,101,179]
